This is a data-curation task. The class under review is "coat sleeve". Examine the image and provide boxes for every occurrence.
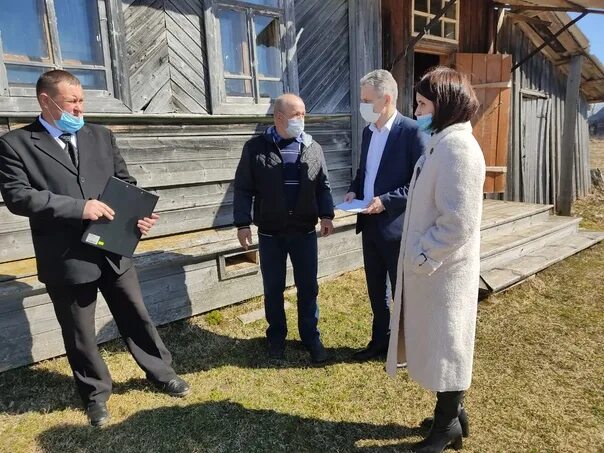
[379,125,426,215]
[412,138,485,276]
[0,137,86,225]
[233,143,255,228]
[110,131,137,185]
[315,144,335,220]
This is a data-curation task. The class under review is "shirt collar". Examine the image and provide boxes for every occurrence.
[369,110,398,133]
[39,115,66,139]
[268,126,302,143]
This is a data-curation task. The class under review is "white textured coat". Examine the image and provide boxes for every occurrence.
[386,122,485,392]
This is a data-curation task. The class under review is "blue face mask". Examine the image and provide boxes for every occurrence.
[49,97,85,134]
[416,113,433,133]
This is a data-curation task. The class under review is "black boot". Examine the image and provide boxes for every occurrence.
[413,391,464,453]
[420,403,469,437]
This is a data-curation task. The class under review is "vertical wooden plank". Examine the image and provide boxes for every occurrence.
[284,0,300,95]
[107,0,133,109]
[484,54,502,192]
[0,33,9,95]
[349,0,382,174]
[469,54,493,192]
[458,0,488,53]
[558,54,583,216]
[494,54,511,192]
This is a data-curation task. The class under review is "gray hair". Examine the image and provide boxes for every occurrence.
[360,69,398,104]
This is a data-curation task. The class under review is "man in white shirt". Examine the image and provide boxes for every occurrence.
[345,69,425,361]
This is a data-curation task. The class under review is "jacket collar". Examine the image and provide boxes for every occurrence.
[30,118,78,175]
[426,122,472,150]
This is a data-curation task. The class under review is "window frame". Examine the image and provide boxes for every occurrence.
[0,0,131,113]
[412,0,460,44]
[204,0,299,115]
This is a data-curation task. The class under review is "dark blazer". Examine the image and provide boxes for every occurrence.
[0,119,135,285]
[348,112,425,241]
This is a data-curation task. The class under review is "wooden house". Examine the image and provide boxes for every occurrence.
[1,0,603,371]
[589,107,604,136]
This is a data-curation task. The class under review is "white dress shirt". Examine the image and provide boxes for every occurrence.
[363,110,398,202]
[38,115,78,150]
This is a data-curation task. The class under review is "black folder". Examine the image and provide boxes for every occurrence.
[81,177,159,257]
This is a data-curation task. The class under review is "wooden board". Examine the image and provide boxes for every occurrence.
[456,53,512,194]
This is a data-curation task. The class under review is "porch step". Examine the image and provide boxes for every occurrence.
[481,200,553,238]
[480,216,581,271]
[480,230,604,293]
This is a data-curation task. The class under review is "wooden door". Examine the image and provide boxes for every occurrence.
[455,53,512,193]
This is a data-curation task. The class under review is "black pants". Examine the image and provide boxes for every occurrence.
[361,220,401,347]
[46,265,176,406]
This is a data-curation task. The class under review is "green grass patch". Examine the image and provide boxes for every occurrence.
[0,198,602,452]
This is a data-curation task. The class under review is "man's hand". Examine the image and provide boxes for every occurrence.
[83,200,114,221]
[343,192,356,202]
[320,218,334,237]
[138,213,160,236]
[237,228,253,249]
[364,196,385,214]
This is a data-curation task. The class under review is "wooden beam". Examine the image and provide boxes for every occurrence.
[557,54,583,216]
[511,11,587,71]
[581,79,604,90]
[506,12,552,27]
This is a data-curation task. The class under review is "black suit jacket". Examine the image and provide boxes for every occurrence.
[0,119,136,285]
[348,113,425,242]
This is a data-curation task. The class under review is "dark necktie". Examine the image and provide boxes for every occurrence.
[58,133,78,168]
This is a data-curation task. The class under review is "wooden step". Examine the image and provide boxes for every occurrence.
[480,216,581,271]
[481,200,553,238]
[480,230,604,293]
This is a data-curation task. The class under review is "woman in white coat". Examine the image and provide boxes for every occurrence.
[385,67,485,453]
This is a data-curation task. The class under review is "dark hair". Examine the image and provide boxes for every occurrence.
[415,66,479,133]
[36,70,81,98]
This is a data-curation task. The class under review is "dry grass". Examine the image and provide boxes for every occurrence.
[0,201,602,453]
[590,138,604,169]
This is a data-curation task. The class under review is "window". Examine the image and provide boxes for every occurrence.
[0,0,114,96]
[412,0,459,43]
[205,0,298,114]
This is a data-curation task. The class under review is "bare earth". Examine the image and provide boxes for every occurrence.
[590,138,604,169]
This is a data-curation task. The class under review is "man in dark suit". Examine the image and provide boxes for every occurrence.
[345,69,425,361]
[0,70,190,427]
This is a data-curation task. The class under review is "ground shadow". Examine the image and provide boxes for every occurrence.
[37,400,424,452]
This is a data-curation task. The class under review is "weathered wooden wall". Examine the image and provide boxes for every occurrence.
[123,0,210,114]
[0,117,352,263]
[498,17,591,205]
[0,115,356,371]
[0,0,367,371]
[294,0,351,113]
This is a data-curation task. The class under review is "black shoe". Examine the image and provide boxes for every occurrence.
[86,402,110,427]
[268,341,285,360]
[153,376,191,397]
[352,341,388,361]
[307,342,328,363]
[420,405,469,437]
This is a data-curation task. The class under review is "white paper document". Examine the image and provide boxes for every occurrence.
[335,199,370,213]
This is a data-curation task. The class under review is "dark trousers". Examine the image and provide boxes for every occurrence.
[361,220,400,347]
[46,265,176,406]
[258,231,320,348]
